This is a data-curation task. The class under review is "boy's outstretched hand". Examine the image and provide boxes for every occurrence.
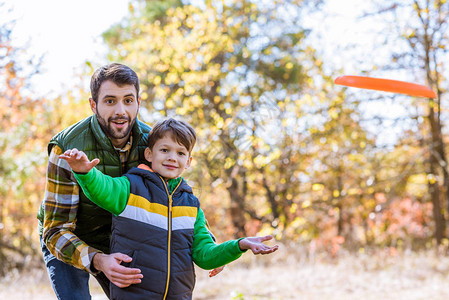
[238,235,279,255]
[59,148,100,173]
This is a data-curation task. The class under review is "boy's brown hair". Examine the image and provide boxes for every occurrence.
[148,118,197,153]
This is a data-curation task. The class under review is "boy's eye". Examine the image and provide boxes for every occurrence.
[160,149,168,152]
[178,152,186,156]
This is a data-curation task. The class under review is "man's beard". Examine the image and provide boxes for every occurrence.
[96,113,136,140]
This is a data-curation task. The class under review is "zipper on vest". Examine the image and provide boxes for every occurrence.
[160,177,183,300]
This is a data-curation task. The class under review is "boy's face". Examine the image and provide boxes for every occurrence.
[144,134,192,179]
[89,80,140,148]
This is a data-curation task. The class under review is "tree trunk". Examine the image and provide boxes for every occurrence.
[262,176,280,224]
[428,166,445,244]
[420,7,448,239]
[336,170,344,236]
[428,106,446,244]
[226,170,247,238]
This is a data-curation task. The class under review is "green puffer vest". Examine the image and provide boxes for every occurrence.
[37,115,151,253]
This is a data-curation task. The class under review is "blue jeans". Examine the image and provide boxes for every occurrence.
[40,237,110,299]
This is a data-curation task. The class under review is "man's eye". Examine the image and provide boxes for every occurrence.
[125,98,134,104]
[105,99,114,104]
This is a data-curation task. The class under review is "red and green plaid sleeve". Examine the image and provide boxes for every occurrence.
[42,145,101,274]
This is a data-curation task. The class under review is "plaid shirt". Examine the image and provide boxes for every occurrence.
[42,143,131,274]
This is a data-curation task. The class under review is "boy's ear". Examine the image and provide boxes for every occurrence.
[144,147,152,162]
[185,155,192,169]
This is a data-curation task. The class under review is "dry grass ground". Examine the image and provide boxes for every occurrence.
[2,245,449,299]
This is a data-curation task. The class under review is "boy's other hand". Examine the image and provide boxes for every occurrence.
[238,235,279,255]
[208,265,225,277]
[59,148,100,173]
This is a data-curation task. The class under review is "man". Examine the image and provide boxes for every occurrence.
[37,63,151,299]
[38,63,223,299]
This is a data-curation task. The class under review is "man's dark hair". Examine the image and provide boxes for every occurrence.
[90,63,140,103]
[148,118,197,153]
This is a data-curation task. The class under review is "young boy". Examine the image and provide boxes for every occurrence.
[60,118,278,300]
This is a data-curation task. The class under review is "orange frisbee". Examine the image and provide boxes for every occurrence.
[335,75,436,98]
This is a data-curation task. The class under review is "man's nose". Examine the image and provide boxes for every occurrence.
[115,101,126,116]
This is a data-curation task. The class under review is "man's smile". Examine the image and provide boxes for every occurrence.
[110,118,129,129]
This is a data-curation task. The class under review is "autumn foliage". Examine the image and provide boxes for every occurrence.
[2,0,449,276]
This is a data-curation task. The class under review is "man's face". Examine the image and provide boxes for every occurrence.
[144,134,192,179]
[90,80,140,148]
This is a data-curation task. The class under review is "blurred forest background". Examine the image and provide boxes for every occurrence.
[2,0,449,298]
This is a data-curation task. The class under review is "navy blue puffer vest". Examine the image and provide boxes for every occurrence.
[111,166,199,300]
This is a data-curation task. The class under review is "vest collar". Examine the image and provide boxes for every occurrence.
[133,164,192,194]
[138,164,153,171]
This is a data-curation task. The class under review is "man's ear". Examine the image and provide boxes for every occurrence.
[89,98,97,114]
[144,147,152,162]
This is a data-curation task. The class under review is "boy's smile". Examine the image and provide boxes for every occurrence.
[144,134,192,179]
